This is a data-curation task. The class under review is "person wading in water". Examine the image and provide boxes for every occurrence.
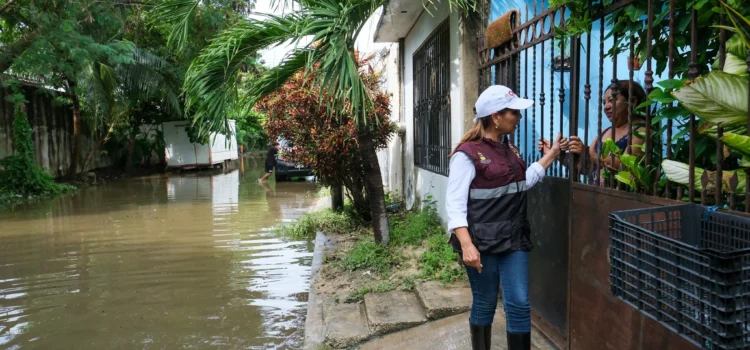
[259,141,279,183]
[446,85,565,350]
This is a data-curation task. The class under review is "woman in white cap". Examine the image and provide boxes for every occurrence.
[445,85,564,350]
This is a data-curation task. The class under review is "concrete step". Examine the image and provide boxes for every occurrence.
[415,281,472,320]
[359,310,558,350]
[323,302,372,348]
[363,290,428,335]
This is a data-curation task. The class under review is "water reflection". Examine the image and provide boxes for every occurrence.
[0,158,319,349]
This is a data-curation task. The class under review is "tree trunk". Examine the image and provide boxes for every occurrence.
[342,175,369,221]
[356,123,390,246]
[125,119,139,171]
[331,184,344,212]
[81,124,116,172]
[66,90,81,180]
[81,137,102,172]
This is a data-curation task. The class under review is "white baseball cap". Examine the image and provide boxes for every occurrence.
[473,85,534,123]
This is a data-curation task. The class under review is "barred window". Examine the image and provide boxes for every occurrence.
[413,20,451,176]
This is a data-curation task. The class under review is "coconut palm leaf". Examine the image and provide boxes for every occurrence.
[182,0,477,137]
[422,0,476,15]
[151,0,200,52]
[184,12,311,134]
[241,48,312,112]
[80,61,119,130]
[120,49,182,117]
[81,48,183,130]
[290,0,378,122]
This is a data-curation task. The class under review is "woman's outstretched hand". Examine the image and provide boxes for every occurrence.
[551,132,565,154]
[538,133,567,156]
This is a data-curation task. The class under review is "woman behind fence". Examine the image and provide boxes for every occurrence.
[445,85,565,350]
[539,80,648,184]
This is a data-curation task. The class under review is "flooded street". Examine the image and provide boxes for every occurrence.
[0,158,320,349]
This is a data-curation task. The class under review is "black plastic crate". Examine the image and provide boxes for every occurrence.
[610,204,750,350]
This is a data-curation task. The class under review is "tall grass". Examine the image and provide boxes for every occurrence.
[277,196,465,299]
[275,208,363,240]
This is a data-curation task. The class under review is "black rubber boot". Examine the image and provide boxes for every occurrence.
[483,324,492,349]
[507,332,531,350]
[470,324,488,350]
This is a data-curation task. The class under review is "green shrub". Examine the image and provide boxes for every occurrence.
[0,107,75,204]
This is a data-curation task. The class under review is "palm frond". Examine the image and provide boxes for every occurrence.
[151,0,200,52]
[422,0,477,15]
[184,13,310,135]
[184,0,476,137]
[81,61,119,130]
[306,0,381,123]
[241,48,312,110]
[121,49,183,117]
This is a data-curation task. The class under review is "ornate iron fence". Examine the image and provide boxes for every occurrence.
[478,0,750,214]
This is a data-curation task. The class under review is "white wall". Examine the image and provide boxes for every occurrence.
[354,7,391,56]
[378,43,403,199]
[401,1,466,224]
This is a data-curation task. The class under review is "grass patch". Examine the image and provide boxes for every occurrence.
[334,204,465,291]
[389,204,443,246]
[291,197,467,303]
[316,186,331,198]
[345,281,402,302]
[346,287,371,302]
[275,208,365,240]
[340,240,400,274]
[420,234,463,283]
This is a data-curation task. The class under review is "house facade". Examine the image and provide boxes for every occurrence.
[366,1,722,349]
[372,0,481,221]
[371,0,660,224]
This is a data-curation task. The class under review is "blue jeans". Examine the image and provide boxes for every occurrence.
[464,251,530,333]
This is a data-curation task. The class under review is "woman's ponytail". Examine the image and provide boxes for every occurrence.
[449,117,489,157]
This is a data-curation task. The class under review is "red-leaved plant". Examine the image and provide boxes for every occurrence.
[257,58,396,219]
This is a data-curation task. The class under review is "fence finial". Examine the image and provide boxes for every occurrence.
[526,4,529,21]
[700,170,709,206]
[729,172,739,209]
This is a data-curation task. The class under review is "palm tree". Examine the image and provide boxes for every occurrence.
[160,0,477,246]
[79,49,182,172]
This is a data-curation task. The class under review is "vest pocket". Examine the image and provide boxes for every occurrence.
[479,161,510,180]
[470,220,513,253]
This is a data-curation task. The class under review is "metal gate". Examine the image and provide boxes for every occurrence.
[478,0,750,348]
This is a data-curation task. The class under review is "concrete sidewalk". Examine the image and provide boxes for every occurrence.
[360,310,556,350]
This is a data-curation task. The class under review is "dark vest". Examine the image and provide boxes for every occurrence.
[450,137,533,254]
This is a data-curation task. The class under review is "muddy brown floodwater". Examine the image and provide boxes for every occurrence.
[0,158,320,349]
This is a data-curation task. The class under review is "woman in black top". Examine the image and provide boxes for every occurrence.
[259,142,279,183]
